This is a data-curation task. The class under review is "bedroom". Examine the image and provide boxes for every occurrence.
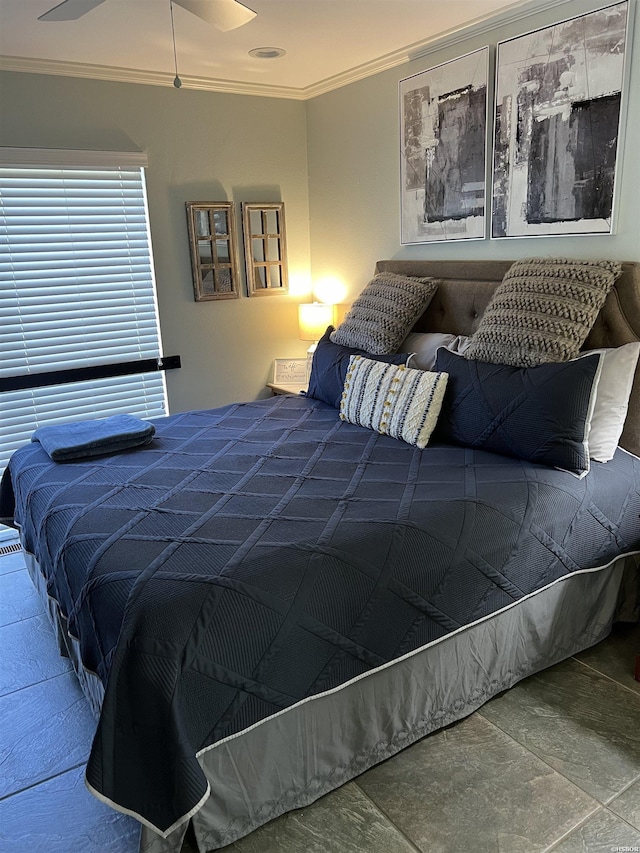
[1,0,639,851]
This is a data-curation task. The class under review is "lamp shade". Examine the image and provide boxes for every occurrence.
[298,303,335,341]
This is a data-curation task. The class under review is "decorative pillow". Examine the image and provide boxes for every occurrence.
[464,258,622,367]
[339,356,448,450]
[580,342,640,462]
[330,272,438,355]
[306,326,409,409]
[400,332,472,370]
[433,348,603,475]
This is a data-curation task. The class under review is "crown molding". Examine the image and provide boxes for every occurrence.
[301,0,578,98]
[406,0,579,61]
[0,55,307,99]
[0,0,581,102]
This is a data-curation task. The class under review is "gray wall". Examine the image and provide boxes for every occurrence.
[306,0,640,301]
[1,0,638,413]
[0,73,311,413]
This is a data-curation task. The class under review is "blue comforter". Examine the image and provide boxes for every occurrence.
[2,394,639,834]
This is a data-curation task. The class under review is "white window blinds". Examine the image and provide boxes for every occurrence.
[0,152,168,475]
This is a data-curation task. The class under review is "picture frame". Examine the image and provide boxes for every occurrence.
[491,1,629,239]
[400,47,489,244]
[185,202,240,301]
[242,202,289,296]
[272,358,307,385]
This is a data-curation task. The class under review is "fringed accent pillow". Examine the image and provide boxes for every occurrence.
[339,356,448,449]
[464,258,622,367]
[330,273,438,354]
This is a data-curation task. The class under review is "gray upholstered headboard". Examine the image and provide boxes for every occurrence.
[375,259,640,457]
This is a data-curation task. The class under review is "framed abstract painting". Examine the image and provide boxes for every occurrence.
[491,1,629,239]
[400,47,489,244]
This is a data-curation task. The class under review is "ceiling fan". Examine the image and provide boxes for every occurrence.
[38,0,257,32]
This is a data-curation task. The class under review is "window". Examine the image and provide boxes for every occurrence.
[0,148,168,481]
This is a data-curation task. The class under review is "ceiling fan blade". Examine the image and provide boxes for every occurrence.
[173,0,256,32]
[38,0,107,21]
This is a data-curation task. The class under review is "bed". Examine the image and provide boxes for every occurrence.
[1,258,639,853]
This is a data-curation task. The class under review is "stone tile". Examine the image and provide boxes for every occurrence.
[357,713,597,853]
[0,567,42,626]
[549,806,640,852]
[217,782,417,853]
[609,778,640,831]
[0,547,27,576]
[480,657,640,803]
[575,622,640,695]
[0,670,97,798]
[0,613,71,697]
[0,765,140,853]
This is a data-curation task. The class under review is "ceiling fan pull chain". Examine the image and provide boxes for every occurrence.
[170,1,182,89]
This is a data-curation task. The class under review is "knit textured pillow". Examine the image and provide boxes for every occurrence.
[464,258,622,367]
[339,356,448,449]
[330,273,439,355]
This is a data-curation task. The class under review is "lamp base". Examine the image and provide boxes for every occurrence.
[306,342,318,384]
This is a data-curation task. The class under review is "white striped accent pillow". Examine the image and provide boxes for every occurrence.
[339,356,448,449]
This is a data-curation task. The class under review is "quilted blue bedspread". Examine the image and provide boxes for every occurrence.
[2,394,639,834]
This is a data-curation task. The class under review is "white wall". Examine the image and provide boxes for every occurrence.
[0,73,311,413]
[306,0,640,301]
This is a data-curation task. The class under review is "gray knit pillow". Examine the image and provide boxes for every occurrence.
[330,273,438,355]
[464,258,622,367]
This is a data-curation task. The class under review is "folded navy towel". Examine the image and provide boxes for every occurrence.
[31,414,155,462]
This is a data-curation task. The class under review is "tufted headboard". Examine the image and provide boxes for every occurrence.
[375,259,640,457]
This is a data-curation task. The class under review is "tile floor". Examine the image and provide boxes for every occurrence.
[1,541,639,853]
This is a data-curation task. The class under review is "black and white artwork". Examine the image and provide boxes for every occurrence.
[492,1,629,238]
[400,47,489,244]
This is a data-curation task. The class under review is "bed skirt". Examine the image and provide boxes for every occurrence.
[22,546,639,853]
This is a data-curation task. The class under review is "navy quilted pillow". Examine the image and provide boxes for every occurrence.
[307,327,409,409]
[433,348,602,475]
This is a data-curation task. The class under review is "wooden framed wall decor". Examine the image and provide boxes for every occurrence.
[491,1,629,238]
[242,202,289,296]
[400,47,489,244]
[186,202,240,301]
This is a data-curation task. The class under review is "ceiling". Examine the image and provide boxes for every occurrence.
[0,0,565,99]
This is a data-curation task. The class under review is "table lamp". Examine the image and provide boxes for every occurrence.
[298,302,336,382]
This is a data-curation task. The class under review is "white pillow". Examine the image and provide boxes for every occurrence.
[339,356,448,449]
[401,332,471,371]
[582,342,640,462]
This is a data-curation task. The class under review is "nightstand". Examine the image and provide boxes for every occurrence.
[266,382,307,396]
